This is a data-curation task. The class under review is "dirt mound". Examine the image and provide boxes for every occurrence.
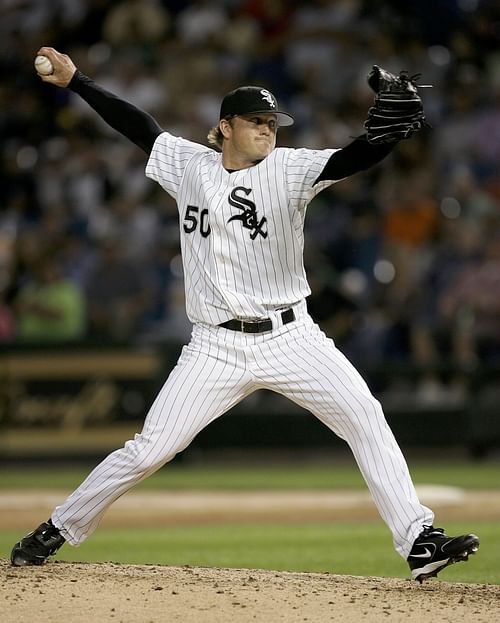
[1,559,499,623]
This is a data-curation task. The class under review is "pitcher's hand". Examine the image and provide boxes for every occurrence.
[35,47,78,88]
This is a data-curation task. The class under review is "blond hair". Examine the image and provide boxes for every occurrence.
[207,117,235,150]
[207,125,223,149]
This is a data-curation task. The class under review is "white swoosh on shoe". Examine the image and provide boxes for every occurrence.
[411,547,433,558]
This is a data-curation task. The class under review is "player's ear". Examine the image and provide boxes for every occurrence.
[219,118,233,140]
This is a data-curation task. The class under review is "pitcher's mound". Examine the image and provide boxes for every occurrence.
[1,559,499,623]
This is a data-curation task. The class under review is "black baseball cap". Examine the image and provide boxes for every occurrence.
[219,86,294,126]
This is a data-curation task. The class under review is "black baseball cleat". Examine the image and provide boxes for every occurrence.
[408,525,479,583]
[10,519,65,566]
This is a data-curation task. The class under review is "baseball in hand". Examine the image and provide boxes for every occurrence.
[34,55,53,76]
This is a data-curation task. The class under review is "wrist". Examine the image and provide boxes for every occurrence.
[68,69,87,91]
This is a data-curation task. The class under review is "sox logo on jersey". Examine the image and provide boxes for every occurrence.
[227,186,268,239]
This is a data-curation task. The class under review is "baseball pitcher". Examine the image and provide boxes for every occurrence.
[11,48,479,583]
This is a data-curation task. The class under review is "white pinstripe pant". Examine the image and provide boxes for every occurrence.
[52,301,433,558]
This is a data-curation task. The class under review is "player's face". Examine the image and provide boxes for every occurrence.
[221,114,278,169]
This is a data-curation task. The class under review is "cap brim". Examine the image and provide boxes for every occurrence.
[276,111,294,127]
[238,109,294,126]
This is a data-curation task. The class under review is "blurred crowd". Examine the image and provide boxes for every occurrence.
[1,0,500,405]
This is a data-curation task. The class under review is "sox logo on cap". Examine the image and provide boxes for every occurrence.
[260,89,276,107]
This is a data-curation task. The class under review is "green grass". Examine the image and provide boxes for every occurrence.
[1,460,499,491]
[1,462,498,584]
[1,521,497,584]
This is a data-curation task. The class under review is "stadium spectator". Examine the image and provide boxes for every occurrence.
[13,253,86,343]
[84,235,154,341]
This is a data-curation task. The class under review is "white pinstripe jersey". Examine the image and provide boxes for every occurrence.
[146,132,339,325]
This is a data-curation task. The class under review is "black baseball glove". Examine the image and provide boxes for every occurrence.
[364,65,430,144]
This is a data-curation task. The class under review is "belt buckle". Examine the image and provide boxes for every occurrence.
[241,320,246,333]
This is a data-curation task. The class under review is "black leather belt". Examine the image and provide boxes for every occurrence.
[219,308,295,333]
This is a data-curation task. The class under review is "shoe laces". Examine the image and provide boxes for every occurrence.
[421,525,445,537]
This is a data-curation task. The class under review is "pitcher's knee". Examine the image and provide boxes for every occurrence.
[123,434,178,473]
[341,395,388,432]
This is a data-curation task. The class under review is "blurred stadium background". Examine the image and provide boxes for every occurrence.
[1,0,500,464]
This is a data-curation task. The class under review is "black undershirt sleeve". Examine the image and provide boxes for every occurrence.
[68,70,163,154]
[314,137,395,185]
